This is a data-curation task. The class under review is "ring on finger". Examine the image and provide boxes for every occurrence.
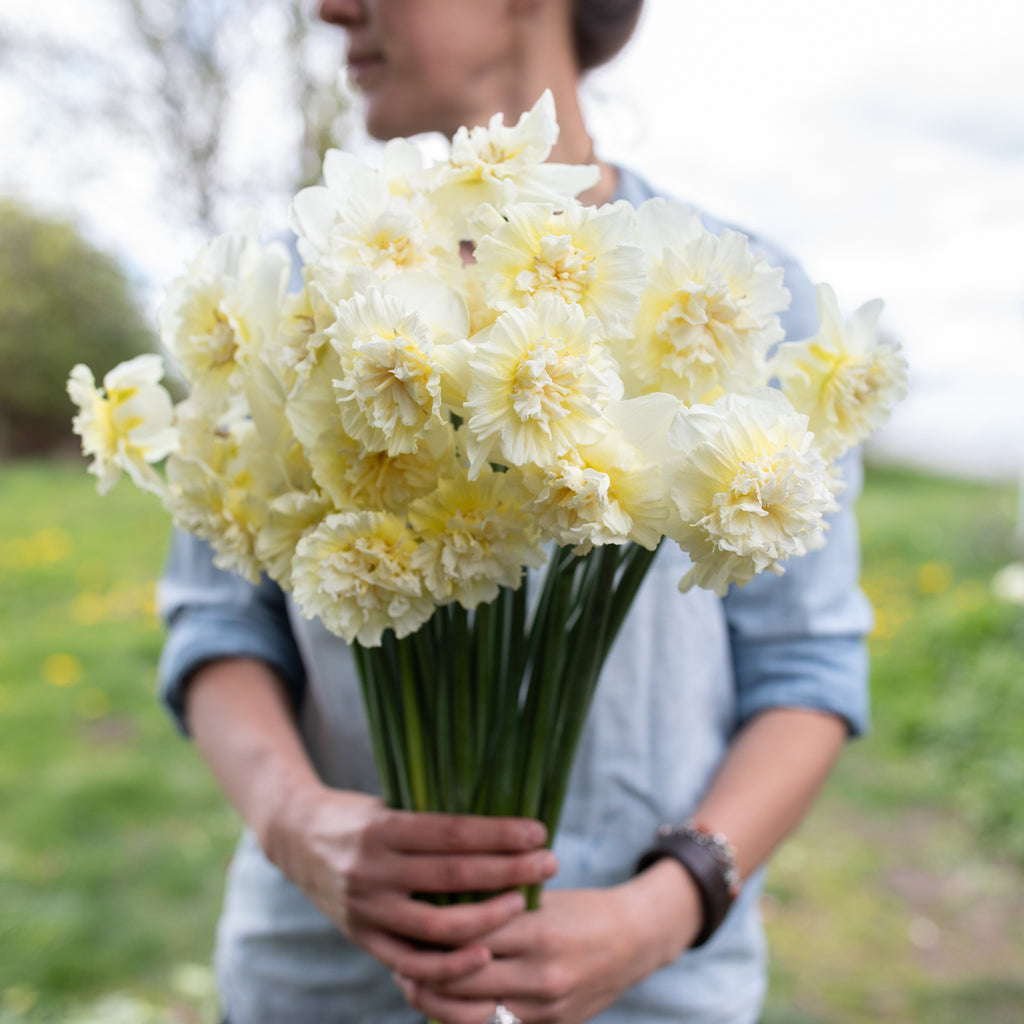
[484,1003,521,1024]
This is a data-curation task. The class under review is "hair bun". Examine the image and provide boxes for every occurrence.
[572,0,644,72]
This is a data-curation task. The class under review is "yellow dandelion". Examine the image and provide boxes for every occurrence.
[916,561,952,595]
[42,653,83,688]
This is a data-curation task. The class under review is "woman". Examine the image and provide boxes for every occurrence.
[159,1,872,1021]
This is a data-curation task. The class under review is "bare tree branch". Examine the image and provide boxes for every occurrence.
[2,0,350,232]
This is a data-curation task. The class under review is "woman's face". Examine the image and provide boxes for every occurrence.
[319,0,519,140]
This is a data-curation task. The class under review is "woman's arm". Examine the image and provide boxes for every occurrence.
[396,707,846,1024]
[183,657,559,985]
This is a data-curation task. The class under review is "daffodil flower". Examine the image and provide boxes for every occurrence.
[67,354,177,495]
[666,388,837,595]
[772,284,908,460]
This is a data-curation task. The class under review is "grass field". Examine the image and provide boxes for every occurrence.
[1,459,1022,1023]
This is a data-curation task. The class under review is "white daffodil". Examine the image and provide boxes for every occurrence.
[462,297,622,476]
[772,284,908,460]
[625,225,788,404]
[159,222,290,407]
[380,136,429,197]
[409,466,545,608]
[473,201,645,338]
[306,421,458,514]
[256,488,333,589]
[635,197,704,256]
[67,354,177,495]
[428,90,600,237]
[291,510,435,646]
[272,281,338,395]
[521,425,666,555]
[164,412,274,583]
[327,286,450,456]
[291,150,459,299]
[667,388,837,596]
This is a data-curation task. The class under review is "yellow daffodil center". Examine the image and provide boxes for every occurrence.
[510,342,586,425]
[656,277,745,370]
[700,448,822,558]
[344,333,439,431]
[201,310,239,367]
[357,212,424,272]
[514,234,598,304]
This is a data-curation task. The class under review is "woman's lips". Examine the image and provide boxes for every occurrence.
[347,53,385,85]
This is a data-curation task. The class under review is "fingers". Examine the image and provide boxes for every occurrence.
[373,848,558,895]
[425,953,571,1003]
[350,888,527,948]
[371,810,548,854]
[356,929,493,984]
[394,976,543,1024]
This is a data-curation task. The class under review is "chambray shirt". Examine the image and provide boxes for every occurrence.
[158,166,872,1024]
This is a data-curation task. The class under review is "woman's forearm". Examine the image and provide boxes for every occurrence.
[183,656,323,850]
[693,707,848,879]
[630,707,848,963]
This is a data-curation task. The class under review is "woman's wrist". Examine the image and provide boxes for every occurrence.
[621,857,704,969]
[185,656,328,863]
[253,760,328,867]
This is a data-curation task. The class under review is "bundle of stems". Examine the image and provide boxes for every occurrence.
[350,540,660,910]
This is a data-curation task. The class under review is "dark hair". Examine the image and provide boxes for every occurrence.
[571,0,644,72]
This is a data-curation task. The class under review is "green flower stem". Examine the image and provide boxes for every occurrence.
[352,543,661,915]
[540,544,622,835]
[450,604,475,810]
[413,621,451,811]
[517,554,580,821]
[398,639,432,812]
[378,633,415,810]
[351,643,399,807]
[603,542,661,660]
[473,601,495,765]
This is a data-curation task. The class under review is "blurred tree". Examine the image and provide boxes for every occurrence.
[1,0,351,232]
[0,201,153,456]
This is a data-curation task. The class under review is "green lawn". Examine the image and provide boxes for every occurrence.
[1,460,1022,1023]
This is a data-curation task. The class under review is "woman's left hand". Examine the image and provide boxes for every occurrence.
[394,859,702,1024]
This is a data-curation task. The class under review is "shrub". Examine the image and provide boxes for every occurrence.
[0,200,154,456]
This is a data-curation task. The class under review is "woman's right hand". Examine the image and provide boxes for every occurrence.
[184,659,553,983]
[260,784,558,984]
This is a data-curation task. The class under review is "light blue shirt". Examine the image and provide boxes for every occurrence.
[158,166,872,1024]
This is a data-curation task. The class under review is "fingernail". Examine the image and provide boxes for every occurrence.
[503,890,526,912]
[524,821,547,845]
[538,850,558,875]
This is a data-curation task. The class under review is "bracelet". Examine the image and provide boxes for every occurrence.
[635,820,741,948]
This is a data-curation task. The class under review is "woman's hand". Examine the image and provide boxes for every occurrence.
[394,859,702,1024]
[183,659,557,987]
[262,783,560,985]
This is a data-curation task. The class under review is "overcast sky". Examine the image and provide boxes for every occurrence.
[3,0,1022,477]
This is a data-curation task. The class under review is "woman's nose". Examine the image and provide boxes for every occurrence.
[318,0,366,28]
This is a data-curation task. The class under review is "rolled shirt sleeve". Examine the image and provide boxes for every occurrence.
[723,448,874,735]
[721,237,874,736]
[157,530,307,736]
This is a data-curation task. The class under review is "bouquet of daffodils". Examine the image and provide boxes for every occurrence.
[69,92,906,903]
